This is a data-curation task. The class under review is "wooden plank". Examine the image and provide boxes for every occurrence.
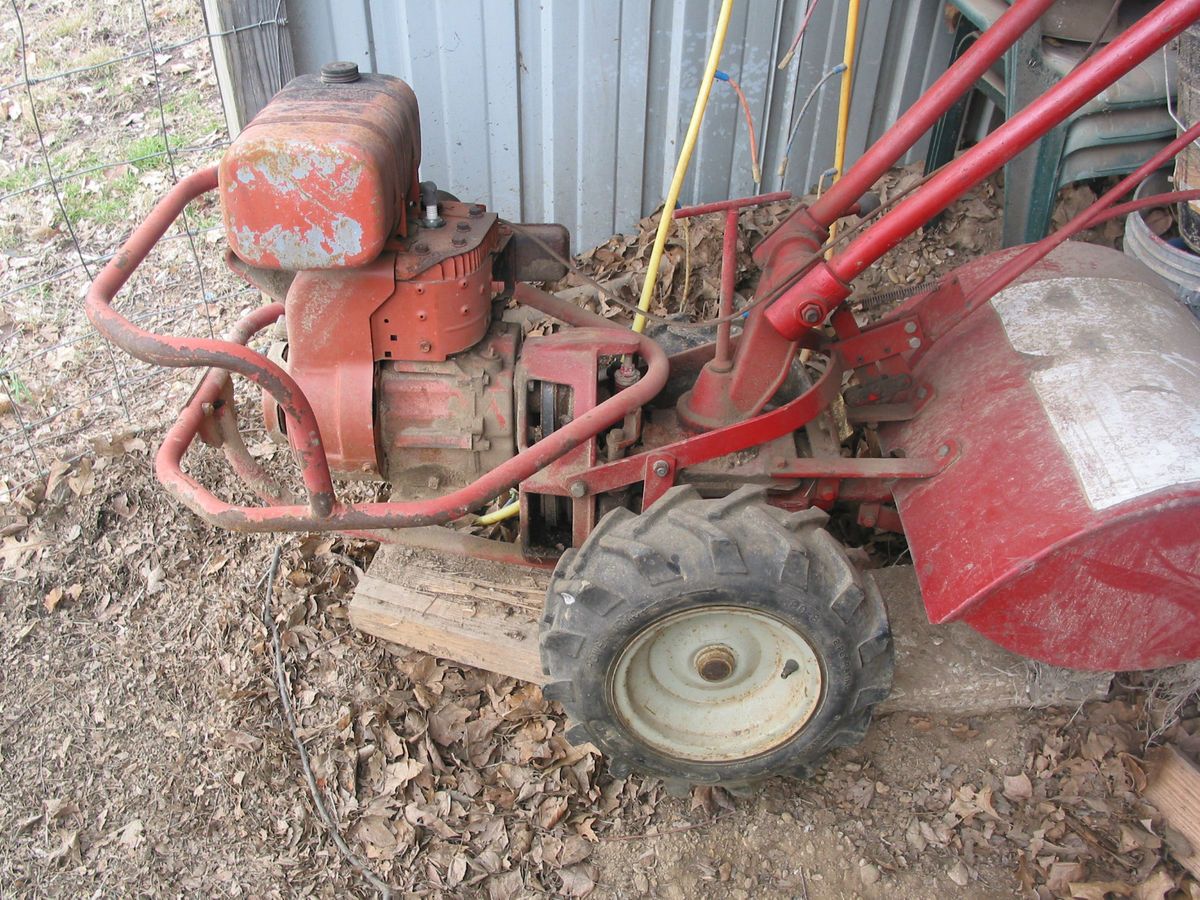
[202,0,296,137]
[1146,747,1200,879]
[351,544,1112,714]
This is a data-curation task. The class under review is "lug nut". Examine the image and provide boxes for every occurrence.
[652,460,670,478]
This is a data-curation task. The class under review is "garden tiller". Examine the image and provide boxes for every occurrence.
[88,0,1200,784]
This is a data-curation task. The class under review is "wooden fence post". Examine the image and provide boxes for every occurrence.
[202,0,296,137]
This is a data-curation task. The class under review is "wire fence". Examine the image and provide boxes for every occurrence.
[0,0,289,500]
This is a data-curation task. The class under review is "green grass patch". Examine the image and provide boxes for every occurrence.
[125,135,169,170]
[61,168,140,226]
[0,166,41,194]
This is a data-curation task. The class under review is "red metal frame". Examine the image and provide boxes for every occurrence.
[85,0,1200,546]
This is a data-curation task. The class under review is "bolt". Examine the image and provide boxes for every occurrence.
[419,340,432,353]
[456,221,470,232]
[452,235,467,247]
[469,204,485,217]
[652,460,670,478]
[800,304,823,325]
[413,241,429,254]
[568,481,587,499]
[904,321,917,334]
[917,386,928,400]
[937,444,950,458]
[908,337,921,349]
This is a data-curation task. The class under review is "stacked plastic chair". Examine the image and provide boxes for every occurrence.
[926,0,1175,246]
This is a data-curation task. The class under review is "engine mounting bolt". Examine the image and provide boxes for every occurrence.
[413,241,429,254]
[800,304,823,325]
[452,235,467,247]
[469,204,485,217]
[908,337,921,349]
[569,480,588,499]
[904,321,917,334]
[652,460,670,478]
[456,222,470,232]
[419,340,432,353]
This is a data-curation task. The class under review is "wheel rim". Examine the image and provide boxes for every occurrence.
[608,605,823,763]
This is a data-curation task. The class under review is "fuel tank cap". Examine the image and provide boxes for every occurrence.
[320,61,360,84]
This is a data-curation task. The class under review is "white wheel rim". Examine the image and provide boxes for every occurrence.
[608,605,823,762]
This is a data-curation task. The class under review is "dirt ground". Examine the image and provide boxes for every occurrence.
[3,2,1200,898]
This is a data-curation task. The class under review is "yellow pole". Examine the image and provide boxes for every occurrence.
[827,0,861,255]
[633,0,737,333]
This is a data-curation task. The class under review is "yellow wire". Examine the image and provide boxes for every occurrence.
[483,1,736,524]
[826,0,861,258]
[476,498,520,526]
[633,0,737,333]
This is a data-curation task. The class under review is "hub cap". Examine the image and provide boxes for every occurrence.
[608,605,823,762]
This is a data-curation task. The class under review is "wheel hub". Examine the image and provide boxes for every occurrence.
[609,605,823,763]
[695,644,737,682]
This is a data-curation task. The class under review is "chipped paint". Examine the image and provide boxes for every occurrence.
[993,277,1200,510]
[233,214,365,270]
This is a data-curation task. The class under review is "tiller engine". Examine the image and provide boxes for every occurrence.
[88,1,1200,786]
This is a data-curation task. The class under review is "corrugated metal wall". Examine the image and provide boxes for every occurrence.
[285,0,955,249]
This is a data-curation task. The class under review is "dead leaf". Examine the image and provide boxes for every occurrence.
[537,795,569,830]
[558,864,597,896]
[1134,869,1177,900]
[220,729,263,752]
[43,586,64,612]
[1070,881,1134,899]
[1004,772,1033,801]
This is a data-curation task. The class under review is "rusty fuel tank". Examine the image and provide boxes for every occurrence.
[218,62,421,270]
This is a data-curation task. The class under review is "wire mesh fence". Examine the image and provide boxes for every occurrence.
[0,1,288,500]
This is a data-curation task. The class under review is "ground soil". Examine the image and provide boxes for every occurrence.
[2,3,1199,898]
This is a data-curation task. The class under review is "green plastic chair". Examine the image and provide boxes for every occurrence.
[925,0,1175,246]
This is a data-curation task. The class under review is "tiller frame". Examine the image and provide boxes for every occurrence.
[85,0,1200,554]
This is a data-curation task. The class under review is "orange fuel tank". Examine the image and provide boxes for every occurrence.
[218,63,421,270]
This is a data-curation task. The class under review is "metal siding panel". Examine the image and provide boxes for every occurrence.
[281,0,952,249]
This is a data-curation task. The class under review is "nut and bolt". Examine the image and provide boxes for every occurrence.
[419,340,432,353]
[908,337,921,349]
[652,460,670,478]
[413,241,429,254]
[469,204,485,217]
[568,481,588,499]
[904,321,918,334]
[456,222,470,232]
[937,444,951,458]
[452,235,467,247]
[800,305,823,325]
